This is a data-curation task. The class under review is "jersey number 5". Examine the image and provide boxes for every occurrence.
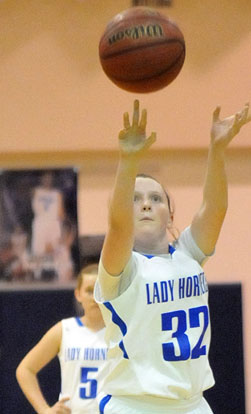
[161,305,209,361]
[80,367,98,399]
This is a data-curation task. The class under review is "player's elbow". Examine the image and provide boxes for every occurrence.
[16,362,24,385]
[16,360,34,384]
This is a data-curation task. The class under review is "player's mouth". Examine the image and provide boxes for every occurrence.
[140,217,153,221]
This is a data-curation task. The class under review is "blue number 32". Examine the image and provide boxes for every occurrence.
[161,305,209,361]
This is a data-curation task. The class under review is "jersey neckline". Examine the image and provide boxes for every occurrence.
[75,316,84,327]
[137,244,176,259]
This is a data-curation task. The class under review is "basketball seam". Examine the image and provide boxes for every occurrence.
[100,38,185,60]
[107,49,185,83]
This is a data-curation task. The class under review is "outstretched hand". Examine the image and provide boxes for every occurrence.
[118,100,156,157]
[211,102,251,149]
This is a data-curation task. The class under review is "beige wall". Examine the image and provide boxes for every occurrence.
[0,0,251,410]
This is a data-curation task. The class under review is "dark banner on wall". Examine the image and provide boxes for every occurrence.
[0,168,79,285]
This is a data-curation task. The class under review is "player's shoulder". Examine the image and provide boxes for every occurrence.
[173,226,208,265]
[61,316,81,330]
[42,320,63,347]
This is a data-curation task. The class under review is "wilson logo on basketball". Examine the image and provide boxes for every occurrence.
[108,24,164,45]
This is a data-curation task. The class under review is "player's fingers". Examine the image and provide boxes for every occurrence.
[139,108,147,130]
[59,397,70,403]
[57,402,71,414]
[240,102,250,124]
[212,106,221,122]
[244,102,251,123]
[118,130,126,140]
[58,407,71,414]
[232,103,249,128]
[132,99,140,126]
[144,132,156,150]
[231,113,241,136]
[235,111,241,122]
[244,102,249,113]
[123,112,130,129]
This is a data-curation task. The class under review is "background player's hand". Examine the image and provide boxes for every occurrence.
[118,99,156,157]
[211,102,251,150]
[42,396,71,414]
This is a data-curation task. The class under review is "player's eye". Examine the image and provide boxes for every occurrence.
[134,194,140,202]
[151,194,162,202]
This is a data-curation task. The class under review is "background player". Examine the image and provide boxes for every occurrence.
[31,172,65,258]
[16,263,108,414]
[95,100,251,414]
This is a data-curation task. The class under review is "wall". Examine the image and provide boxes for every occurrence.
[0,0,250,411]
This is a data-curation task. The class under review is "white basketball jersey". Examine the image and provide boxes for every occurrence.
[95,227,215,403]
[32,188,61,220]
[58,317,108,414]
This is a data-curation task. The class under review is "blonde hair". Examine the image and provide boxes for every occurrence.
[76,263,98,289]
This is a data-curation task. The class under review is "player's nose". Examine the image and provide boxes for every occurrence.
[142,200,152,211]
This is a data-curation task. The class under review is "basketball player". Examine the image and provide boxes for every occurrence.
[16,263,108,414]
[94,100,251,414]
[31,172,65,258]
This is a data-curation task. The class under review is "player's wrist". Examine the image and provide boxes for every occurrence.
[119,150,141,167]
[39,403,51,414]
[209,138,227,157]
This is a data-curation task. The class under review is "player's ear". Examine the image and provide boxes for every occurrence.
[167,213,174,228]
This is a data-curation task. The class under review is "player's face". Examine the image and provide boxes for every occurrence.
[134,177,171,240]
[75,274,100,314]
[41,173,53,188]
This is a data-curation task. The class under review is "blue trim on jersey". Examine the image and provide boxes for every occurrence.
[119,340,128,358]
[75,317,84,327]
[169,244,176,255]
[143,244,176,259]
[99,394,111,414]
[104,302,127,335]
[143,253,155,259]
[104,302,129,359]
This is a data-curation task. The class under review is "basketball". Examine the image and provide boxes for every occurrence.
[99,7,185,93]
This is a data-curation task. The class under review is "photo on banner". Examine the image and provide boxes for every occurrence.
[0,168,79,285]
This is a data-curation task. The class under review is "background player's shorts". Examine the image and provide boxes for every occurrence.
[99,394,213,414]
[32,218,61,256]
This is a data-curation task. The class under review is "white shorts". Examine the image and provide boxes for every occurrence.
[99,394,213,414]
[31,218,61,255]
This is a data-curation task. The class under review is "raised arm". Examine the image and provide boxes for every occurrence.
[16,322,70,414]
[101,100,156,276]
[191,103,251,255]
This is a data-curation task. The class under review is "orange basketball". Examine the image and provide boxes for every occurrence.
[99,7,185,93]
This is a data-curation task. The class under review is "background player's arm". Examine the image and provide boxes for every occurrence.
[101,100,156,278]
[16,322,70,414]
[191,103,251,255]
